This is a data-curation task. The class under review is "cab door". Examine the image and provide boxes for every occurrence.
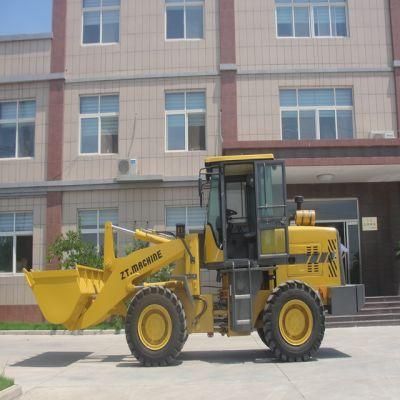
[254,161,289,266]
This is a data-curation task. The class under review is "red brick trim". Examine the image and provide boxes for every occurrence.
[44,1,67,270]
[48,1,66,180]
[51,0,67,74]
[395,69,400,137]
[219,0,236,65]
[221,71,238,143]
[219,0,238,144]
[390,0,400,136]
[286,157,400,167]
[0,305,44,323]
[46,192,62,270]
[224,139,400,150]
[390,0,400,60]
[47,80,65,181]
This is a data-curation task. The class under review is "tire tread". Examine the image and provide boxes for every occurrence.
[262,280,325,362]
[125,286,187,367]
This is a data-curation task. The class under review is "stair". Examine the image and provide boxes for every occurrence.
[326,296,400,328]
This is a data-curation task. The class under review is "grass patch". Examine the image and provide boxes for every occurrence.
[0,375,14,392]
[0,322,63,331]
[0,317,124,332]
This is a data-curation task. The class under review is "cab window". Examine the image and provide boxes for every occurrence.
[207,174,222,246]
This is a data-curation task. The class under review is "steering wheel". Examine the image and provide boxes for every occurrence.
[226,209,238,219]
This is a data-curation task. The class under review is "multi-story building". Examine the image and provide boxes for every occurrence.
[0,0,400,322]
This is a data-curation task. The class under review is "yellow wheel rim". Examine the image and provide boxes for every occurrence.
[138,304,172,351]
[278,299,313,346]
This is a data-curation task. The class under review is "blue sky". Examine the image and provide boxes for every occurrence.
[0,0,52,35]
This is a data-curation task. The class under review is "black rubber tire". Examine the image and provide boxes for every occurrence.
[263,280,325,362]
[125,286,187,366]
[257,328,268,347]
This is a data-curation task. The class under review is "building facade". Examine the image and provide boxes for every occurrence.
[0,0,400,321]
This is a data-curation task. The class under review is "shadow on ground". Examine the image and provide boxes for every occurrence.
[10,347,350,369]
[178,347,350,364]
[116,347,350,367]
[12,352,93,368]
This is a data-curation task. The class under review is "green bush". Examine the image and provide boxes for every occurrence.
[0,375,13,392]
[146,265,174,283]
[108,315,124,332]
[124,237,149,255]
[47,230,103,270]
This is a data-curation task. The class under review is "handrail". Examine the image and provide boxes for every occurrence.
[111,225,136,235]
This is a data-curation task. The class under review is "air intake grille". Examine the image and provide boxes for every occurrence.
[306,245,319,255]
[307,263,320,274]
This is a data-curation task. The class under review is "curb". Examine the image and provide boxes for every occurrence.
[0,329,124,336]
[0,385,22,400]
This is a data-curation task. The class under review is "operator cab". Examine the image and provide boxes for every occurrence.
[199,154,289,268]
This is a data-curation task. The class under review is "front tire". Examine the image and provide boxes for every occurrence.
[257,328,268,347]
[125,286,187,366]
[263,280,325,362]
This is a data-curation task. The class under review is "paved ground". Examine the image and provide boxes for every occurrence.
[1,326,400,400]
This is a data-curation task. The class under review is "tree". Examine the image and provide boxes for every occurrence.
[47,230,103,270]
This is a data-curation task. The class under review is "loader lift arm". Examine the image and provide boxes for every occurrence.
[25,222,199,330]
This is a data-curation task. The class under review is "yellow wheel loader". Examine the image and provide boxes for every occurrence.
[24,154,364,366]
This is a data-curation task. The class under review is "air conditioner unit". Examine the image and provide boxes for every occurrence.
[369,131,395,139]
[118,159,138,177]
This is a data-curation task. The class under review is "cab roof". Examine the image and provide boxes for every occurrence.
[204,154,275,165]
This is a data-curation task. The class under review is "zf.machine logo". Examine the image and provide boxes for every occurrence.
[120,250,163,280]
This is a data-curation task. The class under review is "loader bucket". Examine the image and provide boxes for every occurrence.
[24,265,105,329]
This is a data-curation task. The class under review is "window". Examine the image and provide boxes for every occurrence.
[280,88,354,140]
[79,209,118,252]
[0,212,33,274]
[0,100,35,159]
[166,206,206,232]
[165,91,206,151]
[207,173,222,245]
[82,0,120,44]
[166,0,204,40]
[80,95,119,154]
[256,163,287,256]
[226,182,247,222]
[276,0,348,38]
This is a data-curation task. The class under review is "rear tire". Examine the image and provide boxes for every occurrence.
[125,286,187,366]
[263,280,325,362]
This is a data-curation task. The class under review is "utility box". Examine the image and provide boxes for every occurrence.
[329,284,365,315]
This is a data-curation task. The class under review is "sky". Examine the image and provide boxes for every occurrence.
[0,0,52,36]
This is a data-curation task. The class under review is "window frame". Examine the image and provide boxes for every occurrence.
[0,99,36,160]
[279,88,355,141]
[165,0,205,41]
[79,94,120,156]
[0,212,33,275]
[165,90,207,153]
[81,0,121,46]
[275,1,349,39]
[78,208,118,253]
[165,206,206,232]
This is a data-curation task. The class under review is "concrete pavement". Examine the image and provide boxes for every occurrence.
[1,326,400,399]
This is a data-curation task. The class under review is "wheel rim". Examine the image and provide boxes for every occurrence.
[137,304,172,351]
[278,299,313,346]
